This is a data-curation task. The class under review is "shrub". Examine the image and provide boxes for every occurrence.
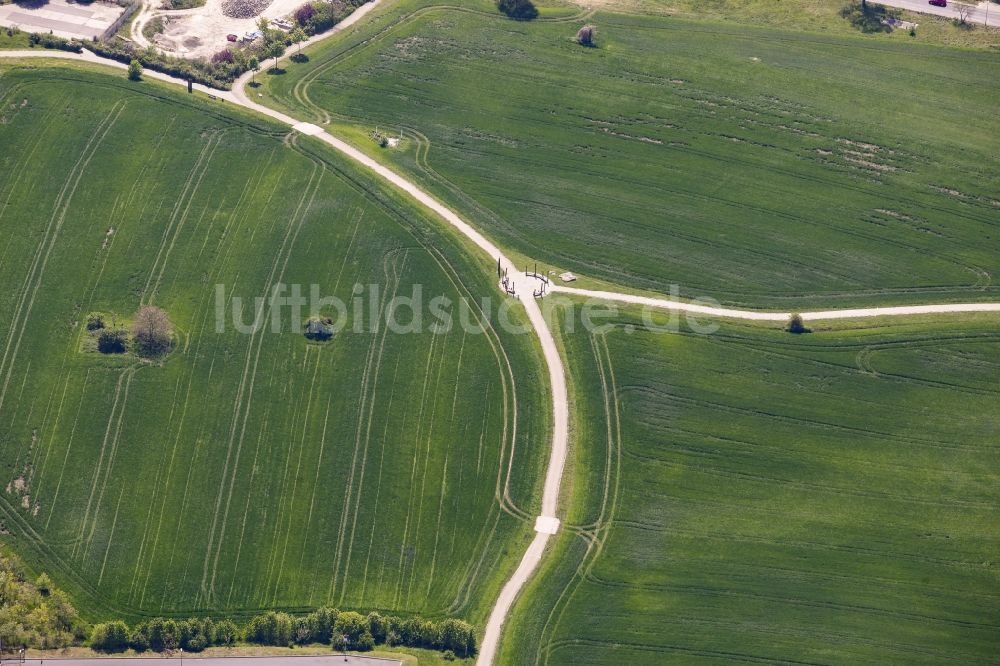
[27,32,83,52]
[334,610,368,644]
[294,2,315,25]
[357,631,375,651]
[132,305,173,357]
[497,0,538,20]
[86,314,105,331]
[787,313,810,334]
[130,626,150,651]
[186,634,208,652]
[212,48,235,64]
[245,611,294,646]
[576,24,596,46]
[438,618,476,657]
[97,329,128,354]
[304,316,335,341]
[91,621,130,652]
[214,619,238,645]
[840,1,899,33]
[128,58,143,81]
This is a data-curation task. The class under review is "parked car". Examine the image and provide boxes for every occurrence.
[226,34,238,42]
[928,0,947,7]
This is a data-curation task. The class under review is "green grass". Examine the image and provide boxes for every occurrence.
[259,0,1000,309]
[0,30,31,49]
[591,0,1000,49]
[501,304,1000,664]
[0,62,548,627]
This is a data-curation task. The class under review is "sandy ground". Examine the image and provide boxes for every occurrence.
[132,0,309,58]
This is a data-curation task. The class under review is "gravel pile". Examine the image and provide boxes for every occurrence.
[220,0,273,19]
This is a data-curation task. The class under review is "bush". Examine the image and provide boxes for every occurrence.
[497,0,538,20]
[293,2,315,25]
[787,313,811,334]
[86,314,105,331]
[97,329,128,354]
[356,631,375,651]
[128,59,143,81]
[840,1,899,33]
[438,619,476,657]
[91,621,130,652]
[334,610,368,644]
[214,619,238,645]
[27,32,83,52]
[304,316,335,341]
[186,634,208,652]
[245,611,294,646]
[212,48,235,64]
[576,24,596,46]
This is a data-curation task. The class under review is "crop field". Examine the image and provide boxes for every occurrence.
[0,63,547,623]
[262,0,1000,309]
[501,305,1000,664]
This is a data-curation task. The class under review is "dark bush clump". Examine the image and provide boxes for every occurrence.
[787,314,811,334]
[304,317,335,341]
[86,314,105,331]
[497,0,539,20]
[27,32,83,52]
[97,329,128,354]
[840,1,900,33]
[211,48,235,64]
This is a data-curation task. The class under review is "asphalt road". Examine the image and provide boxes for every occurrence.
[879,0,997,26]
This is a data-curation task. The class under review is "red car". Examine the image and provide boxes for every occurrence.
[928,0,946,7]
[226,33,238,42]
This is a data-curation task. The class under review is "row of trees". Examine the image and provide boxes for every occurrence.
[90,617,237,653]
[91,608,476,658]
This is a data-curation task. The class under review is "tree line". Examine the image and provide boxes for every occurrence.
[91,608,476,658]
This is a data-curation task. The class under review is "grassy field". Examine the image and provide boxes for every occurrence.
[500,304,1000,664]
[259,0,1000,309]
[574,0,1000,49]
[0,62,548,626]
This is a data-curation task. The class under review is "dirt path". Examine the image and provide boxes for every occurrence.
[3,10,1000,663]
[550,285,1000,321]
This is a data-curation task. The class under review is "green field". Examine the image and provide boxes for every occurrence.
[502,305,1000,664]
[0,62,547,625]
[261,0,1000,308]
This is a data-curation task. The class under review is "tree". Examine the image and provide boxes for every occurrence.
[248,56,259,85]
[786,313,810,334]
[256,16,270,32]
[497,0,538,20]
[132,305,173,357]
[290,27,306,57]
[267,42,283,72]
[955,2,975,24]
[127,59,143,81]
[576,24,596,46]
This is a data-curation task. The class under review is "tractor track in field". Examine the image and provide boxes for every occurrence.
[3,4,1000,661]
